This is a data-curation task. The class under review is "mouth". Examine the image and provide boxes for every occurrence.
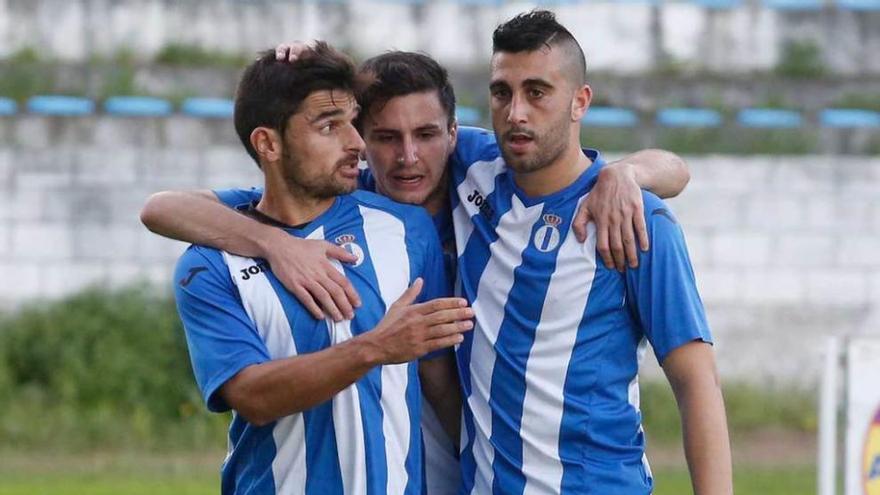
[390,173,426,190]
[505,132,535,154]
[337,157,360,179]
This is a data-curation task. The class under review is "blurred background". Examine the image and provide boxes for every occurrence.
[0,0,878,494]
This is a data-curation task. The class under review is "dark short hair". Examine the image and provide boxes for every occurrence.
[356,51,456,131]
[492,10,587,85]
[233,42,357,167]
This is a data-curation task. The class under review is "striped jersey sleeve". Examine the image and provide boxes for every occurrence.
[173,245,270,412]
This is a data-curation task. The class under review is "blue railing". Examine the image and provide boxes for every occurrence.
[4,97,880,131]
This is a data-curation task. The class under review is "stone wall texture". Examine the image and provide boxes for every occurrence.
[1,114,879,385]
[2,0,880,74]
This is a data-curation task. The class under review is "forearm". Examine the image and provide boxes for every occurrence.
[613,149,690,199]
[224,335,382,426]
[419,355,462,446]
[140,190,282,258]
[675,374,733,495]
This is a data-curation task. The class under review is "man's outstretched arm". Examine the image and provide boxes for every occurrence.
[141,190,360,321]
[573,149,690,270]
[222,279,473,426]
[663,341,733,495]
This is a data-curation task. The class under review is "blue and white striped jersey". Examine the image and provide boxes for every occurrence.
[174,190,447,495]
[450,128,712,495]
[214,178,460,495]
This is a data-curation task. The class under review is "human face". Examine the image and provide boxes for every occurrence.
[280,90,365,199]
[489,47,580,175]
[361,91,457,215]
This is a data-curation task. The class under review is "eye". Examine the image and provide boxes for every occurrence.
[375,134,395,143]
[528,88,545,99]
[418,131,438,140]
[491,87,511,100]
[319,122,337,134]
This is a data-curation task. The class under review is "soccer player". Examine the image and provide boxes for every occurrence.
[446,11,732,494]
[172,43,474,495]
[142,50,691,495]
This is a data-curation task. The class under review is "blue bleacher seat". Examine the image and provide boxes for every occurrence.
[27,95,95,116]
[691,0,743,8]
[582,106,639,127]
[456,106,481,126]
[657,108,723,128]
[737,108,803,128]
[104,96,172,117]
[819,109,880,128]
[836,0,880,9]
[181,98,235,118]
[0,97,17,116]
[763,0,823,9]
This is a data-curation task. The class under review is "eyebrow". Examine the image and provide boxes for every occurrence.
[371,123,443,134]
[522,78,554,89]
[310,105,360,124]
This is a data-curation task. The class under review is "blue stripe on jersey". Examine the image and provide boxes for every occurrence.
[340,210,389,495]
[262,273,345,494]
[488,199,581,495]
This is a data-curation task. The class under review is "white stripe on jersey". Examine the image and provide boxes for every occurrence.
[520,203,597,495]
[359,206,412,495]
[467,195,545,495]
[452,157,506,257]
[313,223,369,495]
[631,339,653,481]
[222,251,308,495]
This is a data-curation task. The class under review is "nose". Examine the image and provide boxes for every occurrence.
[507,92,528,125]
[399,136,418,167]
[347,125,365,155]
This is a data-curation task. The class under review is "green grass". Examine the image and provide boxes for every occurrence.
[0,451,817,495]
[653,465,816,495]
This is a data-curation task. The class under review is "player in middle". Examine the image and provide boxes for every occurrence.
[140,49,691,495]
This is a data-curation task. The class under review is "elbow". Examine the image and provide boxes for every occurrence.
[221,376,277,427]
[139,191,170,233]
[670,155,691,198]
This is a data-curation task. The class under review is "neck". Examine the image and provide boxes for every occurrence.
[513,135,591,197]
[256,169,335,227]
[420,170,450,217]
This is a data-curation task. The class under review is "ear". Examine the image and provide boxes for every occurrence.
[448,120,459,149]
[570,84,592,122]
[250,127,284,164]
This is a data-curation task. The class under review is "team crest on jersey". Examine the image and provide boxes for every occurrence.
[533,213,563,253]
[335,234,365,267]
[864,403,880,495]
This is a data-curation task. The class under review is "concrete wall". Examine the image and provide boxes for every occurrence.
[1,0,879,74]
[1,115,879,385]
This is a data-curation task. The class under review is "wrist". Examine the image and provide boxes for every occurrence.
[253,225,289,260]
[348,332,386,368]
[605,159,638,184]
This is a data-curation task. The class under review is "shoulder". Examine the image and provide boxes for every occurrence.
[213,186,264,209]
[640,191,680,232]
[349,190,433,227]
[453,126,500,167]
[174,245,230,290]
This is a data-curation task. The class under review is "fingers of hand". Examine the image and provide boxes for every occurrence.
[595,222,614,269]
[275,44,291,60]
[634,207,649,252]
[572,202,591,242]
[290,285,324,320]
[391,278,423,309]
[424,334,466,353]
[326,267,361,309]
[416,297,469,315]
[321,272,354,320]
[325,242,358,263]
[423,307,475,326]
[429,320,474,340]
[304,280,343,322]
[609,220,626,272]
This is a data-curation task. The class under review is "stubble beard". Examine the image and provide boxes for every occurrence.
[499,115,571,175]
[281,148,356,200]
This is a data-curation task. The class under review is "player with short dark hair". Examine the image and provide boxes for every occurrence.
[173,45,474,495]
[448,10,733,494]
